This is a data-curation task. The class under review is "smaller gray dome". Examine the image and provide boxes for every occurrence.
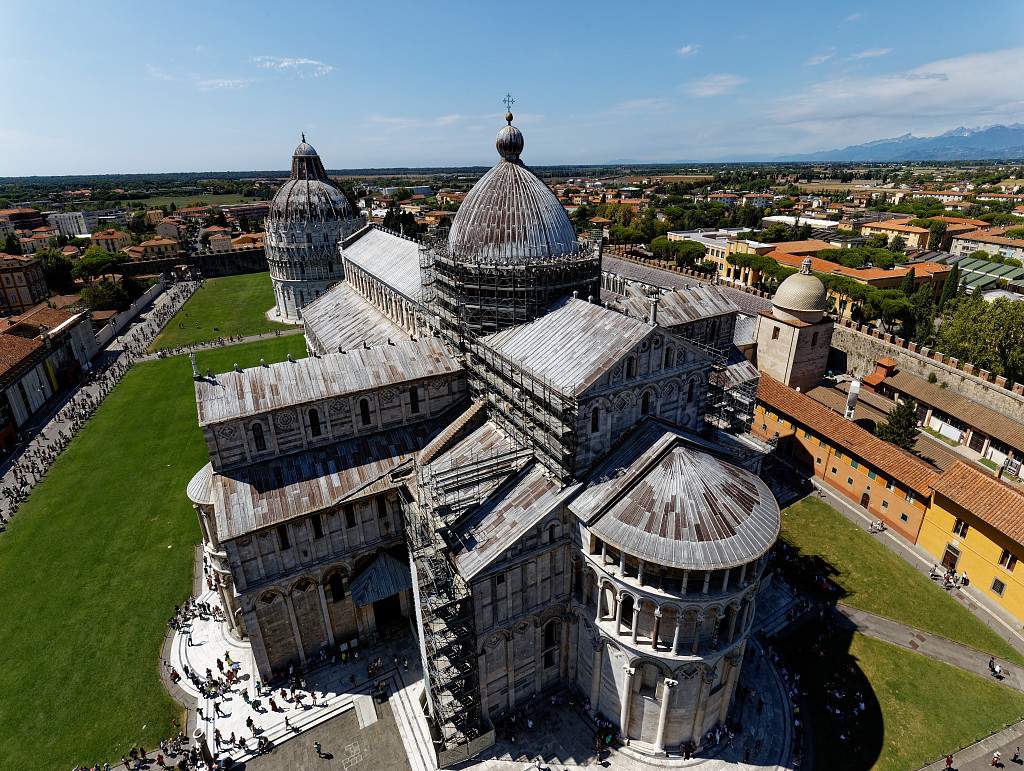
[293,132,317,157]
[774,257,827,310]
[496,117,524,160]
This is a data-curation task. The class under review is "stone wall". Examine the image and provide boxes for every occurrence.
[829,323,1024,417]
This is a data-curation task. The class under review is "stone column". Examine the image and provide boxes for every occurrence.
[672,615,682,654]
[652,609,663,651]
[478,650,490,720]
[589,639,604,714]
[690,666,714,744]
[620,666,636,738]
[506,635,516,710]
[638,561,645,586]
[284,594,307,666]
[681,570,689,596]
[534,622,544,695]
[630,601,640,643]
[739,562,748,587]
[317,582,336,648]
[718,652,742,723]
[691,612,701,654]
[595,583,603,625]
[702,572,711,595]
[727,605,739,645]
[653,679,678,754]
[243,608,273,681]
[619,550,626,574]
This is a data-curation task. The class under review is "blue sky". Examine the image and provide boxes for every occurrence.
[3,0,1024,175]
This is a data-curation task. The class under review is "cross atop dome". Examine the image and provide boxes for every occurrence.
[503,93,515,124]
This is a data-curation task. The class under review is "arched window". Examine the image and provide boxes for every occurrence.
[811,331,819,346]
[359,398,371,426]
[548,523,558,542]
[409,386,421,414]
[251,423,266,452]
[663,347,674,369]
[687,380,696,403]
[625,356,637,379]
[590,406,600,432]
[308,409,322,437]
[641,392,651,416]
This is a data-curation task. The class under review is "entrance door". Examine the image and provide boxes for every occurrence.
[372,593,403,638]
[942,545,961,572]
[860,492,870,508]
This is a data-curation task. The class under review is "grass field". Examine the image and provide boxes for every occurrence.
[149,272,290,351]
[0,337,307,769]
[782,496,1024,665]
[136,193,261,209]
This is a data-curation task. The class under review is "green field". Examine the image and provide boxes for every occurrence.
[149,272,292,351]
[0,337,307,769]
[782,496,1024,665]
[135,193,261,209]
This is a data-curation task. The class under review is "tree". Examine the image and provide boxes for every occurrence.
[876,398,920,450]
[73,247,122,284]
[37,249,76,293]
[928,220,947,250]
[81,278,131,311]
[907,284,935,345]
[937,264,960,311]
[936,296,1024,384]
[865,233,889,249]
[390,187,413,202]
[3,233,21,255]
[888,235,907,252]
[899,266,916,296]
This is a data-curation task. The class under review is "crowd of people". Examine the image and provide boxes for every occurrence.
[0,280,199,533]
[153,328,289,360]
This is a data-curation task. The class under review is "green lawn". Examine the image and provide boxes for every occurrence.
[136,193,260,209]
[855,634,1024,770]
[0,337,307,769]
[782,496,1024,665]
[149,272,291,351]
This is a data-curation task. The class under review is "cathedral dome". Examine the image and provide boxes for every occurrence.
[772,257,828,323]
[447,113,580,264]
[269,135,354,224]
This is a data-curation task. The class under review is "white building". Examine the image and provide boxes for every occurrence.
[47,211,98,237]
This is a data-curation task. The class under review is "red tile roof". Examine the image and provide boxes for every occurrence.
[756,374,940,496]
[933,461,1024,545]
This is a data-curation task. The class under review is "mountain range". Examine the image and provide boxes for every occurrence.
[774,124,1024,162]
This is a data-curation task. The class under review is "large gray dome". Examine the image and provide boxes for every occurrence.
[268,136,354,224]
[447,115,580,264]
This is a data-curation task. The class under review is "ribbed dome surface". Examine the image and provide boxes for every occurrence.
[447,118,579,264]
[269,136,354,223]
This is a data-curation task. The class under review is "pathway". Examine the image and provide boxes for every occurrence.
[142,325,304,362]
[835,605,1024,691]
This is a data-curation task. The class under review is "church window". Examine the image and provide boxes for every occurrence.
[772,326,780,340]
[409,386,421,414]
[687,380,695,403]
[811,331,819,346]
[308,409,323,437]
[548,523,558,542]
[310,515,324,539]
[359,398,371,426]
[251,423,267,452]
[328,573,346,602]
[626,356,637,379]
[344,504,356,529]
[663,347,674,368]
[641,392,651,416]
[590,406,600,432]
[376,495,388,519]
[276,524,290,550]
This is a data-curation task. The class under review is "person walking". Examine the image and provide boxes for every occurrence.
[314,740,323,758]
[945,753,953,769]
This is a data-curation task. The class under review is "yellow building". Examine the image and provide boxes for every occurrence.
[917,461,1024,621]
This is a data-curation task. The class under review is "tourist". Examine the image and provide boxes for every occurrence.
[944,754,953,769]
[992,750,1001,766]
[314,741,323,758]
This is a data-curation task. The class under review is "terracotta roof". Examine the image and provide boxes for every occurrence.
[882,369,1024,454]
[862,219,930,234]
[0,334,44,381]
[933,461,1024,545]
[756,375,939,496]
[769,239,835,255]
[953,227,1024,249]
[768,251,949,282]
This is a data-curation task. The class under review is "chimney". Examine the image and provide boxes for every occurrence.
[649,295,659,326]
[844,379,861,420]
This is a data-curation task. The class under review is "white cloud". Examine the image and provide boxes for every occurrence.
[198,78,250,91]
[684,73,746,97]
[676,44,700,58]
[850,48,892,60]
[806,50,835,66]
[845,12,862,22]
[251,56,333,78]
[766,47,1024,144]
[610,97,672,113]
[145,64,175,81]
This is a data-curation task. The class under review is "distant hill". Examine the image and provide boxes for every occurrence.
[777,124,1024,162]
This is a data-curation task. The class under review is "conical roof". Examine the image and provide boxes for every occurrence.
[447,113,580,264]
[269,135,354,223]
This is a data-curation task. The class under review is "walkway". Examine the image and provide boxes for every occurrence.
[835,605,1024,691]
[141,326,304,363]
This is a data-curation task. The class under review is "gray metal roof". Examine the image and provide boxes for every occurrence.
[571,422,780,569]
[343,227,423,300]
[195,338,461,426]
[450,460,579,580]
[269,136,354,223]
[483,298,653,395]
[733,313,757,346]
[211,418,447,541]
[602,256,773,317]
[611,284,740,327]
[301,281,407,353]
[350,552,412,607]
[447,121,581,265]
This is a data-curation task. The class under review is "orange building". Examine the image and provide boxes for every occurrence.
[754,375,939,542]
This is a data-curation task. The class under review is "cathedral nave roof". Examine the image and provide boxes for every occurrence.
[301,281,407,354]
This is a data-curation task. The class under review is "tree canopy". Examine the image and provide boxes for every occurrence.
[935,296,1024,385]
[876,398,920,451]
